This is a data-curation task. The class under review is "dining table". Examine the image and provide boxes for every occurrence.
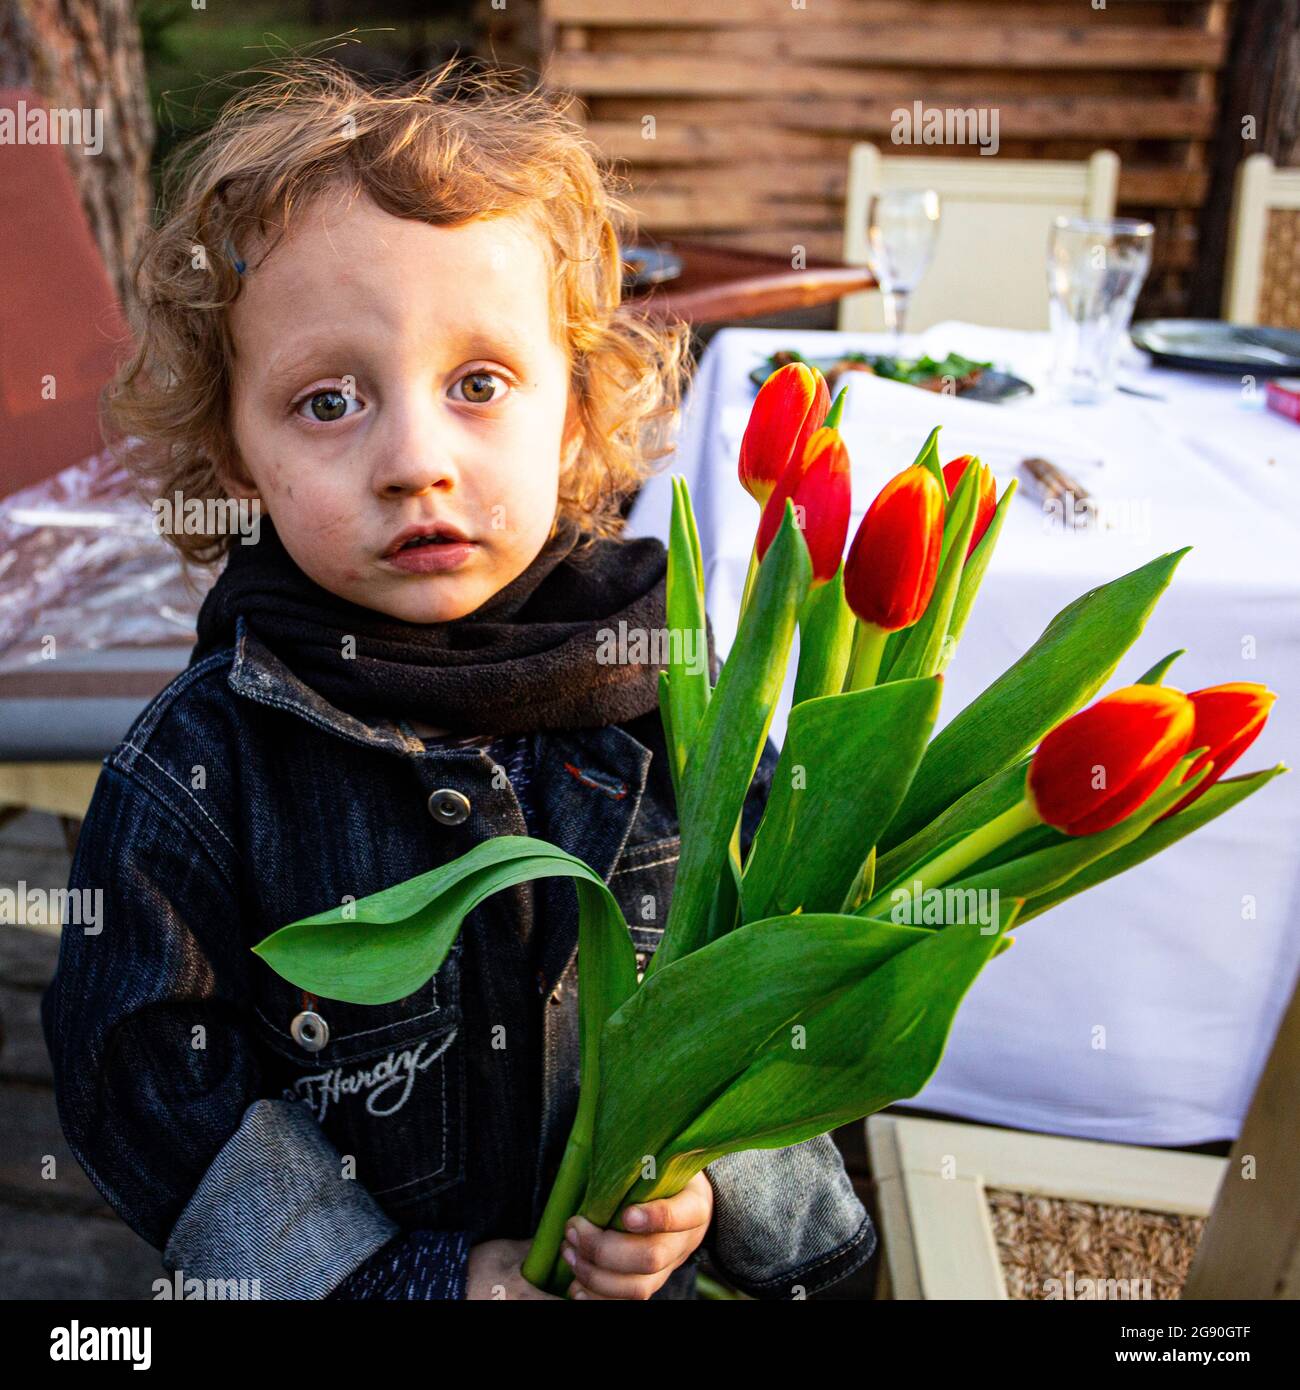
[624,239,876,326]
[625,320,1300,1148]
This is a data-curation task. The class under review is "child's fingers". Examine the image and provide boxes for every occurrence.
[567,1280,613,1301]
[563,1226,678,1278]
[620,1173,713,1235]
[563,1247,660,1300]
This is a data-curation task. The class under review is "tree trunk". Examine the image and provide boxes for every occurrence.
[0,0,155,310]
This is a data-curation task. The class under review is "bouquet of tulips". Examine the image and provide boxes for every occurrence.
[253,363,1283,1295]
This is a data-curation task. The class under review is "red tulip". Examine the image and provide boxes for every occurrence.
[1028,685,1195,836]
[942,455,997,559]
[738,364,830,507]
[755,426,851,584]
[843,464,945,631]
[1162,682,1276,818]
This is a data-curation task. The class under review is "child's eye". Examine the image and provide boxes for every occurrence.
[453,370,510,406]
[297,389,362,423]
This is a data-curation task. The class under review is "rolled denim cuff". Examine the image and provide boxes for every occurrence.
[163,1098,400,1299]
[701,1134,877,1299]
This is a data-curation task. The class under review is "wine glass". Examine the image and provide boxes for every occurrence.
[864,188,941,348]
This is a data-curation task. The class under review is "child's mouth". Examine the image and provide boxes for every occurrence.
[385,535,477,574]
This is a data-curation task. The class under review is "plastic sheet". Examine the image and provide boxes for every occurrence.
[0,447,217,672]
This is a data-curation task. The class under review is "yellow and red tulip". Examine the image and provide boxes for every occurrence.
[1161,682,1276,818]
[755,426,852,585]
[844,464,945,632]
[942,455,997,560]
[738,363,831,507]
[1028,685,1196,836]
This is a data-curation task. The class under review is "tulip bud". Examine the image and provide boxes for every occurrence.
[738,364,830,507]
[1028,685,1195,836]
[843,464,945,631]
[754,426,851,584]
[942,455,997,560]
[1161,682,1277,818]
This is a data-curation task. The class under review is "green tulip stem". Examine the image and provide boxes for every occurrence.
[737,539,761,627]
[861,796,1042,919]
[521,1119,592,1291]
[846,621,888,691]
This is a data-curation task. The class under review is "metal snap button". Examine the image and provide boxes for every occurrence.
[428,788,471,825]
[290,1010,330,1053]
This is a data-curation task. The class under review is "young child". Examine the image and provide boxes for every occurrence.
[42,60,875,1301]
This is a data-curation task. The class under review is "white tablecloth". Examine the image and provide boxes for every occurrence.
[627,322,1300,1145]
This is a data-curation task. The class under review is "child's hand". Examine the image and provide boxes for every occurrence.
[466,1239,563,1300]
[561,1172,714,1300]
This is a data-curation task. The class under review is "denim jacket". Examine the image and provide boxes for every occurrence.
[41,614,875,1300]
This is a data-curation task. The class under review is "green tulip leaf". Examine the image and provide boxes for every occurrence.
[666,476,711,789]
[741,676,942,921]
[583,910,939,1224]
[1135,649,1186,686]
[912,424,947,498]
[792,563,855,706]
[611,897,1021,1210]
[940,477,1018,671]
[648,502,811,974]
[889,457,980,682]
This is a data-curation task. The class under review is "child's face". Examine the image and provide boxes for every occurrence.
[224,191,575,623]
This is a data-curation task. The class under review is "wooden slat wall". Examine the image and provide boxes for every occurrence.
[537,0,1235,317]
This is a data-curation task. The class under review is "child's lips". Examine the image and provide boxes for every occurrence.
[384,539,477,574]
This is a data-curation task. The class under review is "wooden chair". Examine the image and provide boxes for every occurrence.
[1222,154,1300,329]
[868,963,1300,1300]
[839,146,1120,334]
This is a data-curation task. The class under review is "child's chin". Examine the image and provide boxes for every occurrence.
[374,578,488,625]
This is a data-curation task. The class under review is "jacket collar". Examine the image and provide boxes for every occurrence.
[227,614,424,756]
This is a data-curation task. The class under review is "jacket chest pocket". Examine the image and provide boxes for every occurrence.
[250,939,465,1211]
[609,835,680,978]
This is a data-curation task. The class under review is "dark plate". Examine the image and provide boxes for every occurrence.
[747,353,1033,403]
[620,245,684,291]
[957,370,1034,403]
[1131,320,1300,376]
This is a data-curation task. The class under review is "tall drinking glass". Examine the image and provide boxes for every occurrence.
[864,188,941,346]
[1047,216,1155,405]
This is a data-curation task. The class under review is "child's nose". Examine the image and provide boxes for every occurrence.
[371,407,460,498]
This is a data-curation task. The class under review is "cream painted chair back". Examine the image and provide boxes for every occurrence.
[839,147,1120,334]
[1223,154,1300,329]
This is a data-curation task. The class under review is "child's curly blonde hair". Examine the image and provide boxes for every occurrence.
[106,57,692,565]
